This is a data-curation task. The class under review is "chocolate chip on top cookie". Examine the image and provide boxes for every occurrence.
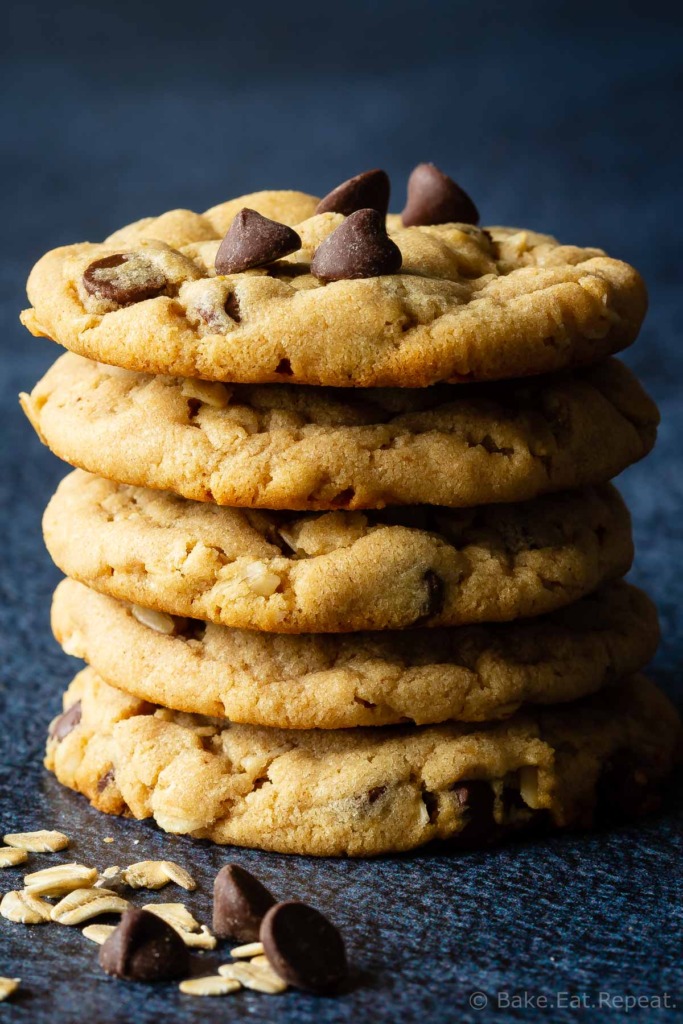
[402,162,480,227]
[311,209,402,282]
[215,209,302,275]
[315,168,390,217]
[21,175,647,386]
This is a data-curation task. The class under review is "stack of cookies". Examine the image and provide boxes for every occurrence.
[20,165,681,856]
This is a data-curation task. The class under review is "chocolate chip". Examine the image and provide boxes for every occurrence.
[49,701,82,742]
[401,163,479,227]
[260,901,348,993]
[421,570,445,621]
[453,780,496,842]
[196,292,241,330]
[215,209,301,275]
[311,209,402,283]
[367,786,386,804]
[224,291,241,322]
[316,169,390,217]
[82,253,168,305]
[213,864,276,942]
[99,907,189,982]
[96,768,115,793]
[424,570,444,615]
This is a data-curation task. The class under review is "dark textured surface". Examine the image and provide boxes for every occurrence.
[1,2,682,1020]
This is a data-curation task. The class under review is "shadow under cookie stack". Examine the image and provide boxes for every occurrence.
[20,165,681,857]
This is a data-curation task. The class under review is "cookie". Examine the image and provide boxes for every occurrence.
[43,472,633,633]
[21,189,646,388]
[22,354,658,511]
[45,668,681,856]
[52,579,659,728]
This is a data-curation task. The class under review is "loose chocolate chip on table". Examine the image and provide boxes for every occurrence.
[311,209,402,282]
[261,901,348,993]
[99,907,189,982]
[82,253,168,305]
[213,863,276,942]
[315,169,391,217]
[215,209,301,275]
[49,701,82,742]
[401,163,479,227]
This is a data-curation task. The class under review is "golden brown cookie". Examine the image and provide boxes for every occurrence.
[43,472,633,633]
[21,355,658,510]
[21,190,646,388]
[45,669,681,856]
[52,578,659,728]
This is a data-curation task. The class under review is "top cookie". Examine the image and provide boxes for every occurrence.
[21,188,646,388]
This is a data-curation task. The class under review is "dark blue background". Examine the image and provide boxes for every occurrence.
[1,2,682,1020]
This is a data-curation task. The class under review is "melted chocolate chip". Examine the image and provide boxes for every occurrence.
[368,786,387,804]
[402,163,479,227]
[416,569,445,623]
[215,209,301,275]
[260,901,348,993]
[316,169,390,217]
[99,908,189,982]
[83,253,168,305]
[311,209,402,283]
[49,701,82,742]
[213,863,276,942]
[424,569,445,616]
[224,291,242,322]
[196,292,241,330]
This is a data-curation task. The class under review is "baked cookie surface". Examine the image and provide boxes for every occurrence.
[52,579,659,728]
[21,190,646,388]
[22,354,658,510]
[45,669,681,856]
[43,472,633,633]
